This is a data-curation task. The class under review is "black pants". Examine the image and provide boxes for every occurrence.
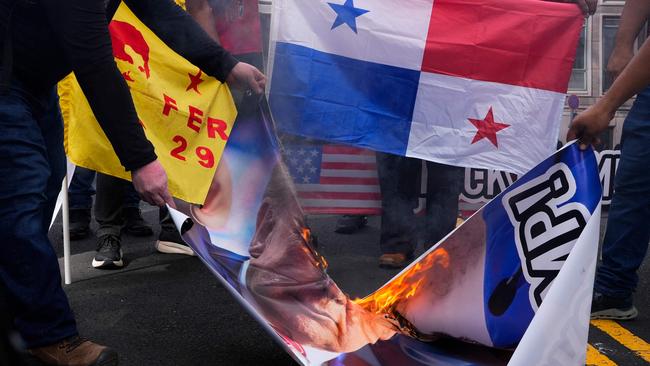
[94,173,176,238]
[376,152,463,255]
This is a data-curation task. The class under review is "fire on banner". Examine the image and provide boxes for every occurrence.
[168,97,602,366]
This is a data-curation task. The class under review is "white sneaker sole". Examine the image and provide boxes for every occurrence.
[591,306,638,320]
[92,250,124,268]
[155,240,195,256]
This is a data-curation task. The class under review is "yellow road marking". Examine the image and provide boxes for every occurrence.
[591,320,650,362]
[586,344,617,366]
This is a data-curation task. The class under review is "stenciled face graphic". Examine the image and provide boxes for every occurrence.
[245,166,396,353]
[109,20,151,84]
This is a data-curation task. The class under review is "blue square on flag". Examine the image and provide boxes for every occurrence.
[284,145,324,184]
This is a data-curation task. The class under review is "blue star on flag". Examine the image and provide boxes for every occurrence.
[328,0,369,33]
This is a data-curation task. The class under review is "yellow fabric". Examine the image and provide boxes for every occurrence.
[60,2,236,204]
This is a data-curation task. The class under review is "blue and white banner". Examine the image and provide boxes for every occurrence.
[170,94,602,366]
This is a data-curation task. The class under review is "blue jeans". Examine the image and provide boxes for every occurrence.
[595,87,650,299]
[0,83,77,347]
[69,167,141,210]
[69,166,96,209]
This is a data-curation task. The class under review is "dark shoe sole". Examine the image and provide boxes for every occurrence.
[92,348,119,366]
[379,261,408,269]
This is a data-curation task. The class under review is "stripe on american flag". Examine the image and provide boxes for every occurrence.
[283,143,382,215]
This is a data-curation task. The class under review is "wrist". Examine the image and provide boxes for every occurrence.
[594,96,618,119]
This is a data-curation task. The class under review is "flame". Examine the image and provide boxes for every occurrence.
[301,227,311,242]
[300,227,328,270]
[354,248,450,315]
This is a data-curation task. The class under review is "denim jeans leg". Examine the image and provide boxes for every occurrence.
[595,87,650,299]
[68,167,96,210]
[0,86,77,348]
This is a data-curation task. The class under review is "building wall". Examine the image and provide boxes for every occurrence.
[561,1,647,148]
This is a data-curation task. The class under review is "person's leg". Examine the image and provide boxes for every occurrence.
[155,206,195,256]
[67,167,96,240]
[122,183,153,237]
[423,162,463,248]
[592,88,650,319]
[376,152,419,267]
[0,86,77,349]
[93,174,127,268]
[68,167,95,210]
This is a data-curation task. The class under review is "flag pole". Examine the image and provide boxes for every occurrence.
[61,176,72,285]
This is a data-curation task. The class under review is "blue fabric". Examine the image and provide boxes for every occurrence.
[269,42,420,155]
[481,144,601,348]
[595,87,650,300]
[69,167,96,209]
[0,83,77,348]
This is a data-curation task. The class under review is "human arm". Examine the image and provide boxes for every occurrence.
[41,0,173,206]
[606,0,650,79]
[124,0,265,93]
[567,38,650,147]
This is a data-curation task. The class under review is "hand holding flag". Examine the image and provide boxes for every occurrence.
[227,62,267,94]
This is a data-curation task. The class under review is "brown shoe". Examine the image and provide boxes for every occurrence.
[379,253,411,268]
[29,336,118,366]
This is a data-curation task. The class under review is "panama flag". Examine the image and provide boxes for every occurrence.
[268,0,583,174]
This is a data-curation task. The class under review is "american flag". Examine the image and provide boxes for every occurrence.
[283,143,382,215]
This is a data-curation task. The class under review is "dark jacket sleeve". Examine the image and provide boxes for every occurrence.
[40,0,157,171]
[125,0,239,82]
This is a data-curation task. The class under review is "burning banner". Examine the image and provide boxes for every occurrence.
[167,96,602,365]
[59,2,236,204]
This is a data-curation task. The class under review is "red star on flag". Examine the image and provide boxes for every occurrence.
[186,70,204,94]
[468,107,510,148]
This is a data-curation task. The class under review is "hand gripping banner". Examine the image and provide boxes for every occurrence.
[167,96,602,365]
[59,2,237,204]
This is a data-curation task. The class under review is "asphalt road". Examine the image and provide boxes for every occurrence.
[45,205,649,366]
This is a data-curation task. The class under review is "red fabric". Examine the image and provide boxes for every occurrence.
[214,0,263,55]
[422,0,584,93]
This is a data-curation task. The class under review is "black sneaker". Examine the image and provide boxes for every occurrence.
[155,226,195,256]
[591,292,638,320]
[334,215,368,234]
[69,208,91,241]
[123,207,153,237]
[92,235,124,269]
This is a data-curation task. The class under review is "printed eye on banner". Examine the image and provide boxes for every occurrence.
[502,163,591,311]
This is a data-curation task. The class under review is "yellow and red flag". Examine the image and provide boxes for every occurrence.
[60,2,236,204]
